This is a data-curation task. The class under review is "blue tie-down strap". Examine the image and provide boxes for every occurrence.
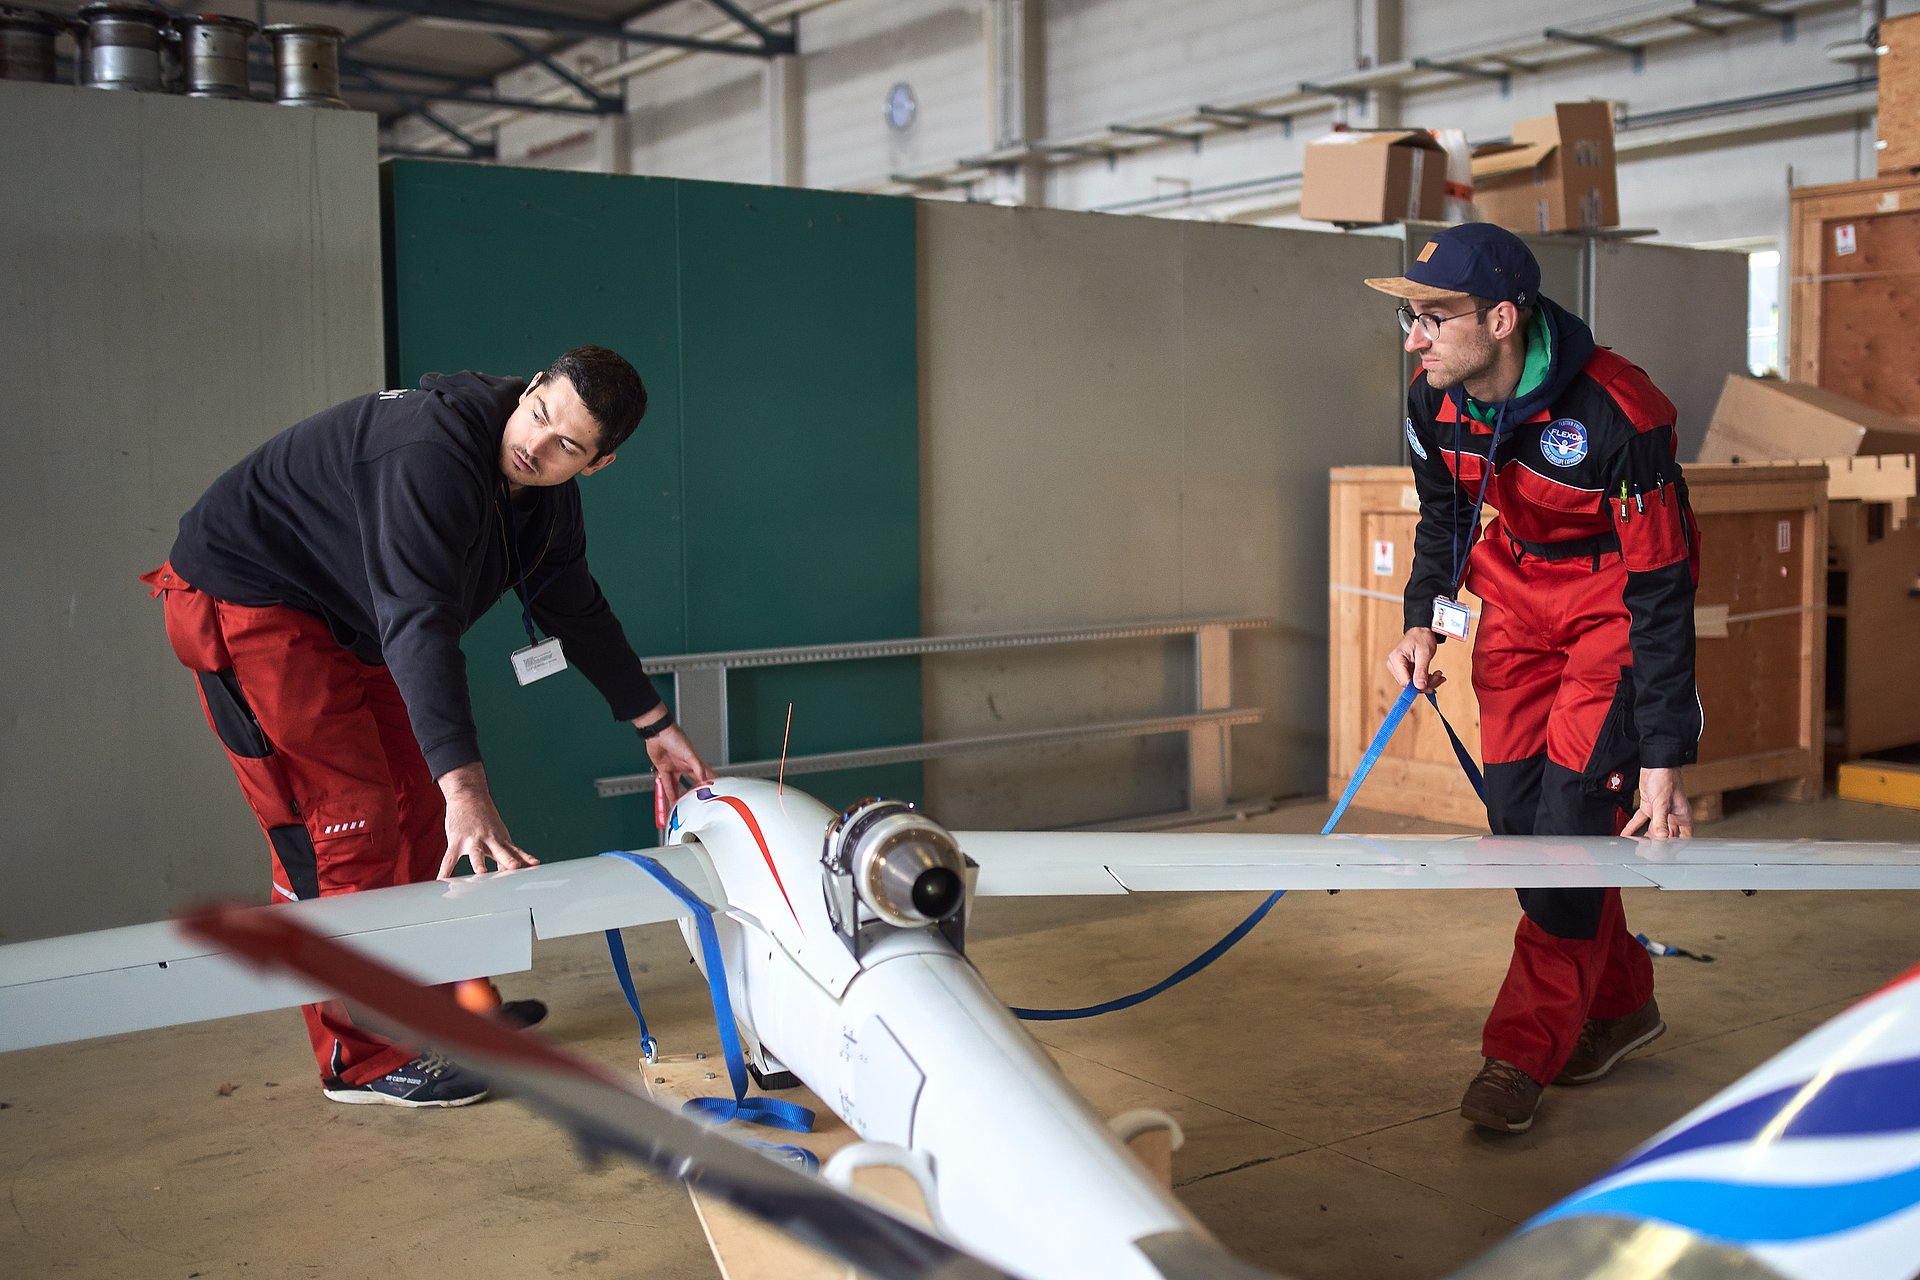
[600,851,816,1137]
[1638,932,1716,962]
[1013,680,1484,1023]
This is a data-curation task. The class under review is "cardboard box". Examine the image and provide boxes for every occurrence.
[1471,102,1618,233]
[1699,375,1920,462]
[1299,129,1447,225]
[1880,11,1920,174]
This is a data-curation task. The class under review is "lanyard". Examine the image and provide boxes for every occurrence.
[1448,398,1510,595]
[496,482,549,647]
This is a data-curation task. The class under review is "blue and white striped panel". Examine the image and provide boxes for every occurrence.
[1526,966,1920,1280]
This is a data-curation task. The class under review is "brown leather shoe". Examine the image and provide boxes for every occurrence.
[1555,997,1665,1086]
[1460,1058,1544,1133]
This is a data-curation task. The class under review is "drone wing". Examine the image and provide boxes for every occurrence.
[953,832,1920,895]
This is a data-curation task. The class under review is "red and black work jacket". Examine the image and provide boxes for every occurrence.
[1403,295,1703,769]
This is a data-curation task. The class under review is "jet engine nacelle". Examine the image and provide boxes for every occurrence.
[825,799,969,931]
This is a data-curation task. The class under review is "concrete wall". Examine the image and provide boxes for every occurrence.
[0,82,383,942]
[917,202,1405,828]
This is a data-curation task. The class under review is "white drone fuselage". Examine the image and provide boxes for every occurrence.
[667,777,1203,1280]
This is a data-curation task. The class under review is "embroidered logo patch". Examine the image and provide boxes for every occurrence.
[1541,419,1588,467]
[1405,417,1427,459]
[1606,771,1625,793]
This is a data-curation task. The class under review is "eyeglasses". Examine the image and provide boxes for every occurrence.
[1397,303,1494,340]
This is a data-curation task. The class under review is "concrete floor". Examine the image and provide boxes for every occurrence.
[4,791,1918,1280]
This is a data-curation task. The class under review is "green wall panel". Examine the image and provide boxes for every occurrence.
[383,161,920,861]
[674,182,922,805]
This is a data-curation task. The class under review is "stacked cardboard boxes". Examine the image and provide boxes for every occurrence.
[1470,102,1619,234]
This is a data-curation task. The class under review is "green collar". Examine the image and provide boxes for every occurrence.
[1465,309,1551,425]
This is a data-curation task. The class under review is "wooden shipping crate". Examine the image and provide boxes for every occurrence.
[1829,495,1920,757]
[1328,465,1827,826]
[1789,172,1920,419]
[1880,11,1920,175]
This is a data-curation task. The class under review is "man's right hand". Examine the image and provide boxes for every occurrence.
[1386,626,1446,692]
[437,762,538,878]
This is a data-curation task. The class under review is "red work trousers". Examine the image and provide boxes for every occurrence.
[1466,522,1654,1086]
[144,563,444,1086]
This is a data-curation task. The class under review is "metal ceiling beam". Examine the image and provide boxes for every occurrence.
[698,0,783,46]
[495,34,623,111]
[297,0,793,58]
[342,15,411,51]
[347,75,619,116]
[345,54,500,91]
[416,106,495,158]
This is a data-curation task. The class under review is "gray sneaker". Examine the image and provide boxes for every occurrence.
[322,1052,489,1107]
[1555,997,1665,1086]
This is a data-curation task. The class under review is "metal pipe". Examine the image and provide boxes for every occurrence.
[0,6,63,83]
[263,22,347,108]
[174,13,255,100]
[77,2,168,93]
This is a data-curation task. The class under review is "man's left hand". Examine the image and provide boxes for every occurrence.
[1622,766,1692,839]
[645,723,716,813]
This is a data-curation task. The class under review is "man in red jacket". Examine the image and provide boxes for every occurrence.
[145,346,712,1108]
[1367,225,1701,1133]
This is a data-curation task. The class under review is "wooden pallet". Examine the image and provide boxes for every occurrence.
[642,1052,922,1280]
[639,1050,1178,1278]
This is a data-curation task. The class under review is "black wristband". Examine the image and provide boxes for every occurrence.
[635,713,676,742]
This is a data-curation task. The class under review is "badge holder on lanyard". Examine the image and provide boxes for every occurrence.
[1432,400,1508,641]
[501,484,567,686]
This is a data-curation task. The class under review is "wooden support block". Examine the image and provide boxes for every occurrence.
[641,1052,869,1280]
[1689,791,1724,825]
[1837,760,1920,810]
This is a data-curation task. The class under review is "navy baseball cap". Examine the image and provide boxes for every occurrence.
[1363,222,1540,306]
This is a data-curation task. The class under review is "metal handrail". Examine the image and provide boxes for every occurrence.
[602,615,1272,826]
[638,615,1269,672]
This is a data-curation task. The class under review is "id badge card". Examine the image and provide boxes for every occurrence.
[1431,596,1470,640]
[510,637,567,685]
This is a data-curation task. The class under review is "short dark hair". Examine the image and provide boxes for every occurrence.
[544,345,647,456]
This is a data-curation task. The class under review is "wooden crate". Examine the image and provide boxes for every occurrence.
[1789,172,1920,418]
[1881,11,1920,175]
[1329,464,1828,826]
[1829,495,1920,757]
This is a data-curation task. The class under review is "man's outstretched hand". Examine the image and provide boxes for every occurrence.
[1621,766,1693,839]
[437,761,538,877]
[644,722,716,811]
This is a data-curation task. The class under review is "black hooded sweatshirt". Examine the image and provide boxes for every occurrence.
[170,371,662,778]
[1402,295,1701,769]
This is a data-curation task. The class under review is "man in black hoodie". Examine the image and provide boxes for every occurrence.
[143,345,713,1107]
[1365,225,1701,1134]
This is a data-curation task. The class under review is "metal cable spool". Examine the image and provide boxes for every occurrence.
[173,12,253,100]
[262,22,345,108]
[0,6,62,83]
[77,2,168,92]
